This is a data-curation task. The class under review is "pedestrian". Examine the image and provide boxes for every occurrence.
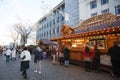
[108,41,120,78]
[20,47,31,79]
[51,45,57,65]
[83,46,92,72]
[63,46,70,67]
[5,48,11,63]
[92,45,100,72]
[11,48,16,61]
[59,49,64,65]
[33,46,43,74]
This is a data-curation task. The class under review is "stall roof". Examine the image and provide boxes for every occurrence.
[39,39,54,45]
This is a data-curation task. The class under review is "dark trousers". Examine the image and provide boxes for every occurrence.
[22,69,27,78]
[59,57,64,65]
[111,60,120,77]
[85,61,91,72]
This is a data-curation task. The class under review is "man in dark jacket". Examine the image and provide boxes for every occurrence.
[63,47,70,67]
[33,46,43,74]
[108,41,120,78]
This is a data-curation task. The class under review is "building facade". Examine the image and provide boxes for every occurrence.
[36,1,65,42]
[65,0,79,28]
[36,0,120,42]
[79,0,120,21]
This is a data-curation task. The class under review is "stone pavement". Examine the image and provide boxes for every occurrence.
[0,55,117,80]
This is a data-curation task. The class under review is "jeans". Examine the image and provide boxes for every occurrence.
[6,55,10,62]
[64,60,69,67]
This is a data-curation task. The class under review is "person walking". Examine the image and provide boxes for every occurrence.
[20,47,31,79]
[83,46,92,72]
[33,46,43,74]
[59,50,64,65]
[63,46,70,67]
[5,48,11,63]
[11,48,16,61]
[108,41,120,78]
[51,45,57,65]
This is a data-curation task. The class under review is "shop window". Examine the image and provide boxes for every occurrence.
[101,0,109,5]
[89,38,106,49]
[115,5,120,15]
[101,8,109,14]
[90,1,97,9]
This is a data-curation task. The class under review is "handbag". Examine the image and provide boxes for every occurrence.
[84,57,90,61]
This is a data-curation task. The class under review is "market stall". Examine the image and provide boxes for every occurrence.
[50,13,120,66]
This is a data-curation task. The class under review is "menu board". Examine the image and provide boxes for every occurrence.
[89,38,106,49]
[100,55,112,66]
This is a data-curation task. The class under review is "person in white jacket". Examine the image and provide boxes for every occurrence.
[20,47,31,79]
[5,48,11,63]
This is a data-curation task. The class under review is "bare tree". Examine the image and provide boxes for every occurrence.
[13,23,35,46]
[10,31,19,48]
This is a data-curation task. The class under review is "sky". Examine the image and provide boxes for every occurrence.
[0,0,62,45]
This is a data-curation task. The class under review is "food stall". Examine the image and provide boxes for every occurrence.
[50,13,120,66]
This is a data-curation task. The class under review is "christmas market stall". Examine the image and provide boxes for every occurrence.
[50,13,120,67]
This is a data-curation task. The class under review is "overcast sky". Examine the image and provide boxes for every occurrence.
[0,0,62,45]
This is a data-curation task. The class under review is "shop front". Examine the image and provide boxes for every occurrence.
[50,13,120,67]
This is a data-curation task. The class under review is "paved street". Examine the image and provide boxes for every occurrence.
[0,55,117,80]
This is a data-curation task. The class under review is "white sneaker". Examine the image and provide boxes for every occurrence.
[39,71,41,74]
[34,70,37,73]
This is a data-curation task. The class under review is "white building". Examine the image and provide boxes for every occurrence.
[78,0,120,21]
[65,0,120,27]
[36,1,65,42]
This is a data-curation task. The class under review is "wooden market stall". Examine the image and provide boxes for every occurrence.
[38,39,54,58]
[50,13,120,66]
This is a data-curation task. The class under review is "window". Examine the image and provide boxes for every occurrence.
[47,31,48,37]
[50,21,52,26]
[115,5,120,15]
[90,1,97,9]
[101,8,109,14]
[57,27,59,33]
[57,17,59,22]
[47,23,49,28]
[61,16,64,21]
[101,0,109,5]
[44,24,46,29]
[91,12,97,17]
[53,28,55,34]
[53,19,55,25]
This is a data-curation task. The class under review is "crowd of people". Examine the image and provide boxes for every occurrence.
[0,41,120,79]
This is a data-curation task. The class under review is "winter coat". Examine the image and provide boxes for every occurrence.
[63,47,70,60]
[108,46,120,61]
[33,48,43,63]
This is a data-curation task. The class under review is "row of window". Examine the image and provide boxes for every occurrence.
[90,0,109,9]
[40,16,64,31]
[39,27,60,38]
[91,5,120,17]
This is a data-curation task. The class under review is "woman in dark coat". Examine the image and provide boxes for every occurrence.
[108,41,120,78]
[93,45,100,72]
